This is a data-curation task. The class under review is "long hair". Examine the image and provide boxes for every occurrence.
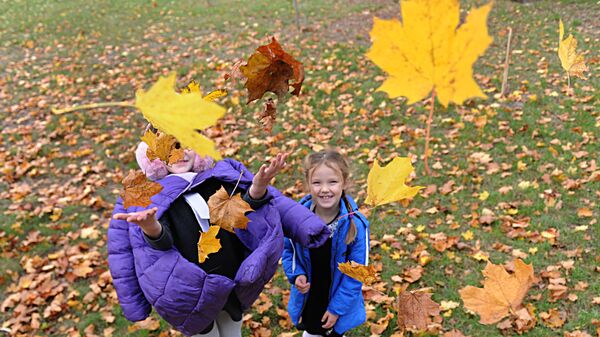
[303,150,357,244]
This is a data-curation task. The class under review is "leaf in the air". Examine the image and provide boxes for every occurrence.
[558,19,588,79]
[240,37,304,103]
[367,0,493,107]
[203,89,228,102]
[140,129,184,165]
[198,225,222,263]
[459,259,535,324]
[256,98,277,132]
[135,73,225,159]
[397,289,441,332]
[120,170,163,208]
[338,261,377,285]
[365,157,422,207]
[207,186,253,233]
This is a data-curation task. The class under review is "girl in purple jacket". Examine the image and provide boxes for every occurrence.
[108,131,329,337]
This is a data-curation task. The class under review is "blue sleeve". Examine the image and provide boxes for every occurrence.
[282,238,306,284]
[327,214,370,316]
[269,187,330,248]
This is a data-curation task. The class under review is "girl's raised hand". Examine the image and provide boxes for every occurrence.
[249,152,289,199]
[113,207,162,238]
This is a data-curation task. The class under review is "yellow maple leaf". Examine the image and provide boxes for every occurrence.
[367,0,493,107]
[338,261,378,285]
[207,186,253,233]
[135,73,225,160]
[203,89,228,102]
[182,80,228,102]
[558,20,588,80]
[198,225,222,263]
[365,157,422,207]
[459,259,535,324]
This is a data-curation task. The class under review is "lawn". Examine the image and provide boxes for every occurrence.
[0,0,598,336]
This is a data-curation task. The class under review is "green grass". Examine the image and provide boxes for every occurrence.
[1,0,599,336]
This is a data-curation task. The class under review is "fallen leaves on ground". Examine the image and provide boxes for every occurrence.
[459,259,536,324]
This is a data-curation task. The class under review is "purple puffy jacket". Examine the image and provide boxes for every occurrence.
[108,159,329,335]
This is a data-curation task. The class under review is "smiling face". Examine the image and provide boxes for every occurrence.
[166,148,196,174]
[308,163,345,215]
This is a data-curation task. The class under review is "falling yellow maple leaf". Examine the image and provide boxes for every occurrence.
[135,73,225,159]
[198,225,222,263]
[207,186,253,233]
[558,20,588,82]
[459,259,535,324]
[181,80,228,102]
[367,0,493,107]
[365,157,422,207]
[338,261,378,285]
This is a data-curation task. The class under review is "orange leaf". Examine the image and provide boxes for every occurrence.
[207,186,253,233]
[256,98,277,133]
[338,261,378,285]
[198,226,222,263]
[459,259,535,324]
[120,170,163,208]
[396,289,441,331]
[577,207,593,218]
[127,317,161,332]
[141,129,184,165]
[240,37,304,103]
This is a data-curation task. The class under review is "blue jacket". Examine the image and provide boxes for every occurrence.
[282,194,370,334]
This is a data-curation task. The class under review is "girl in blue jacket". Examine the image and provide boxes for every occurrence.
[282,150,370,337]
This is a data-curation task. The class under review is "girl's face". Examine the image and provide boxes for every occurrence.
[166,149,195,174]
[309,163,345,214]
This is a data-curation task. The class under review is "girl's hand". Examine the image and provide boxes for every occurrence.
[321,311,338,329]
[294,275,310,294]
[249,152,288,199]
[113,207,162,238]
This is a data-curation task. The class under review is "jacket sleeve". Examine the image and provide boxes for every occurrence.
[282,238,306,284]
[107,199,152,321]
[327,215,370,316]
[269,187,330,248]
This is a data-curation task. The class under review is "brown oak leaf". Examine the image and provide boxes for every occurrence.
[207,186,253,233]
[240,37,304,103]
[120,170,163,208]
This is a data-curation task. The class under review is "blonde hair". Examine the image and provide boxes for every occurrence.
[303,150,357,244]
